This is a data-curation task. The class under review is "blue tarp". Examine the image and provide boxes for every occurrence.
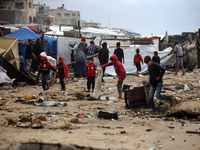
[5,28,57,56]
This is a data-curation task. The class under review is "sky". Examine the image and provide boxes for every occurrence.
[33,0,200,35]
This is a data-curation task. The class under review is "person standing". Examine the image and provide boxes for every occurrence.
[98,42,109,82]
[57,57,68,91]
[101,55,126,99]
[144,55,171,110]
[74,47,86,77]
[172,41,185,75]
[114,42,125,64]
[19,52,25,67]
[25,39,33,70]
[133,48,143,77]
[86,57,96,93]
[88,41,99,56]
[32,38,43,73]
[78,37,88,55]
[152,51,160,64]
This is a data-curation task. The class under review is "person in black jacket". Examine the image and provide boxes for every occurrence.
[114,42,124,64]
[144,56,171,110]
[98,42,109,82]
[32,38,43,73]
[152,51,160,64]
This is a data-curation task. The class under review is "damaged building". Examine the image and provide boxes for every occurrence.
[34,3,80,26]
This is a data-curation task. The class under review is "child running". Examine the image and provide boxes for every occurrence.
[102,54,126,99]
[144,56,171,110]
[57,57,68,90]
[133,48,143,77]
[37,57,56,90]
[86,57,96,93]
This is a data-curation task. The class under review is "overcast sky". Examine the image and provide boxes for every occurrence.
[33,0,200,35]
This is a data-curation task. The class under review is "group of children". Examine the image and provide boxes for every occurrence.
[36,56,68,91]
[35,47,171,111]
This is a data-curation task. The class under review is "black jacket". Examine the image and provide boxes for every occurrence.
[152,56,160,64]
[148,62,165,86]
[98,47,109,65]
[25,44,32,59]
[114,48,124,63]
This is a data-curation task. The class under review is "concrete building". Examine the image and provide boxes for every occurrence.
[34,3,80,26]
[0,0,36,24]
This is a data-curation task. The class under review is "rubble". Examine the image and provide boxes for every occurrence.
[0,72,200,150]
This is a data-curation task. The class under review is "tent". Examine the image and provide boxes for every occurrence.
[0,37,19,69]
[5,28,57,56]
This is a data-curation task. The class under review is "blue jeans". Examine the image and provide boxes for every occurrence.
[149,84,171,109]
[59,73,65,89]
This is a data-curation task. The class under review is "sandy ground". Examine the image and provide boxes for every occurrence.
[0,70,200,150]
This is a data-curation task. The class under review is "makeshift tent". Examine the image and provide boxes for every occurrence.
[105,46,173,76]
[0,56,37,84]
[5,28,57,56]
[0,37,19,69]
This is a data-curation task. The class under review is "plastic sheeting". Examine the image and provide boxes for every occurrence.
[0,66,15,84]
[102,39,131,46]
[57,37,102,64]
[105,45,173,76]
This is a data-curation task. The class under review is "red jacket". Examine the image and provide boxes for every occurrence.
[86,62,96,77]
[39,57,53,70]
[57,57,68,78]
[104,54,126,79]
[134,54,143,64]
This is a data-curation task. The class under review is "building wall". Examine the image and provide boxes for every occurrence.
[0,0,36,24]
[34,4,80,26]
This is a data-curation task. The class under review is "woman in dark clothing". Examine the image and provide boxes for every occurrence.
[74,47,86,77]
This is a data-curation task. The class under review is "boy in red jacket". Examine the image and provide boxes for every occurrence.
[102,54,126,99]
[86,57,96,92]
[57,57,68,90]
[37,57,56,90]
[134,48,143,77]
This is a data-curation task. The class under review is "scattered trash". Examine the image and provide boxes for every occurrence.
[24,95,37,100]
[146,129,153,132]
[186,131,200,134]
[77,115,84,118]
[166,110,200,119]
[172,136,175,140]
[120,131,128,134]
[98,111,118,120]
[71,118,79,124]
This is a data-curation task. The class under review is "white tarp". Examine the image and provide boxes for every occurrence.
[102,39,131,46]
[0,66,15,84]
[105,45,173,76]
